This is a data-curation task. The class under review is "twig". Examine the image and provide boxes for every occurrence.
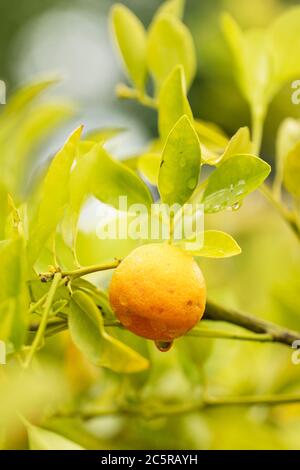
[24,272,62,368]
[39,259,121,283]
[259,183,300,241]
[57,392,300,421]
[27,297,300,347]
[187,324,273,342]
[61,259,121,280]
[116,83,157,109]
[204,300,300,346]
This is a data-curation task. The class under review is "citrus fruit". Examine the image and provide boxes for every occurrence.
[109,243,206,341]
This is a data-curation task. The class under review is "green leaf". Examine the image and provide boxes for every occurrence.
[199,127,251,167]
[147,14,196,92]
[0,183,8,240]
[77,126,125,157]
[138,153,161,185]
[0,299,14,343]
[155,0,185,19]
[223,9,300,117]
[92,144,153,209]
[283,141,300,198]
[27,423,84,450]
[28,126,83,264]
[202,154,270,213]
[267,7,300,88]
[194,119,228,166]
[69,143,98,221]
[194,119,228,151]
[69,290,149,373]
[220,127,252,162]
[84,127,125,143]
[275,118,300,191]
[158,65,193,140]
[0,78,73,196]
[182,230,241,258]
[0,237,28,349]
[222,14,272,114]
[0,78,58,118]
[5,101,74,194]
[111,4,147,91]
[158,115,201,206]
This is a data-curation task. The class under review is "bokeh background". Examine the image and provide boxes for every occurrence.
[1,0,300,450]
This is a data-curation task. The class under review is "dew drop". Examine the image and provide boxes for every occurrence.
[226,201,241,212]
[187,177,197,190]
[232,201,241,211]
[154,340,173,352]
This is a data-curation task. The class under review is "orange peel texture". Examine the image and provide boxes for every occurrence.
[109,243,206,341]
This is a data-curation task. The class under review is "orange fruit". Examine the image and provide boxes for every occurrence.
[109,243,206,341]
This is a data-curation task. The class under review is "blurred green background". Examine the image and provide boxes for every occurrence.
[1,0,300,158]
[1,0,300,450]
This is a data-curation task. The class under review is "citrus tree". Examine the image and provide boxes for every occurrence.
[1,0,300,450]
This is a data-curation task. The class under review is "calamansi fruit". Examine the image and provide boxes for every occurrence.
[109,243,206,342]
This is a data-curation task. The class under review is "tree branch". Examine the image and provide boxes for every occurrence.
[259,183,300,241]
[28,298,300,347]
[204,300,300,346]
[56,392,300,421]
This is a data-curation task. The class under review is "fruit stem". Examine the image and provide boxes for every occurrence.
[39,259,122,283]
[62,259,122,279]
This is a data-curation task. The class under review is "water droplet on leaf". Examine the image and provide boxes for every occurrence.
[232,201,241,211]
[187,178,197,190]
